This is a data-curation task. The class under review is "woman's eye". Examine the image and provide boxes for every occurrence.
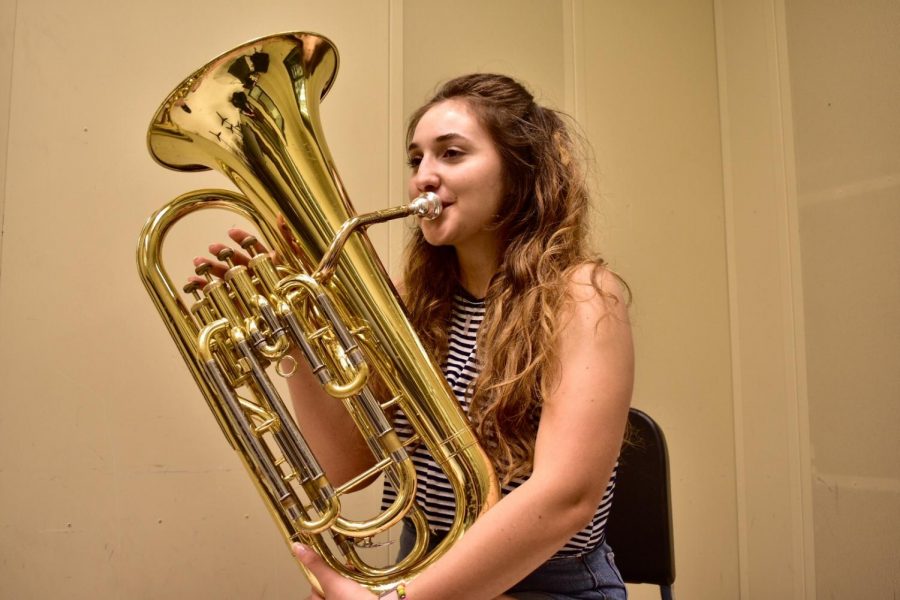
[443,148,463,159]
[407,156,422,169]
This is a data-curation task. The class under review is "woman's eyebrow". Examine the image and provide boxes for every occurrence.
[435,132,467,144]
[407,132,469,152]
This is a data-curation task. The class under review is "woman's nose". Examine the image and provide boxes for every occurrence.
[412,159,440,192]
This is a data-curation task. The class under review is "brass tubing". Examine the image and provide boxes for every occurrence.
[279,302,331,385]
[280,275,371,398]
[341,507,432,577]
[233,330,342,528]
[198,321,306,525]
[314,193,442,282]
[251,296,290,359]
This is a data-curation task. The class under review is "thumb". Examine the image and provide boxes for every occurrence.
[293,543,342,589]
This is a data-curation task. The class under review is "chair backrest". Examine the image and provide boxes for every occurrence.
[605,408,675,589]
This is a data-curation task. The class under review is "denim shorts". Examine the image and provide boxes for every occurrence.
[398,521,627,600]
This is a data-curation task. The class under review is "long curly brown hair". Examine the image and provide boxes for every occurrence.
[402,74,607,483]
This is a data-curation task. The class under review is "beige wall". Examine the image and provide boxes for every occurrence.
[578,3,738,597]
[785,0,900,596]
[1,0,895,598]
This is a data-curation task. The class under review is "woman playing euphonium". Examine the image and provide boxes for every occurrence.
[199,73,633,600]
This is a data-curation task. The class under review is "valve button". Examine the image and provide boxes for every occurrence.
[240,236,259,257]
[217,247,236,267]
[194,262,213,280]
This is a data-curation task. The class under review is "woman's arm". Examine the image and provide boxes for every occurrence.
[297,265,634,599]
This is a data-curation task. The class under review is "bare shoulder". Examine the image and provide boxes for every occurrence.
[565,262,630,322]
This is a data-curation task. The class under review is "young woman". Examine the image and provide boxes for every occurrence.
[199,74,633,599]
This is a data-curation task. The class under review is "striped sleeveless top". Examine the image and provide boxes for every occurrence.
[382,290,616,557]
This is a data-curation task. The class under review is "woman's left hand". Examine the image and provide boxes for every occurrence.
[292,544,378,600]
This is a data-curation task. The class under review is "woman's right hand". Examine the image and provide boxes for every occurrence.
[189,216,299,284]
[190,228,272,282]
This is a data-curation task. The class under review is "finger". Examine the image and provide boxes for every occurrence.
[208,242,251,268]
[226,228,283,265]
[228,228,269,256]
[192,256,229,280]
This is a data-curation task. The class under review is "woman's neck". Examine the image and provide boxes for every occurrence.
[455,241,500,299]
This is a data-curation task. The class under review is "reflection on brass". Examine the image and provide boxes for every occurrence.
[136,32,498,595]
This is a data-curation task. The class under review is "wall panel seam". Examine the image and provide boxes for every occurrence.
[561,0,584,122]
[771,0,816,596]
[712,0,751,597]
[388,0,404,275]
[0,0,19,283]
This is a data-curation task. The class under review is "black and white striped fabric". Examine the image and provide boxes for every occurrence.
[382,290,617,557]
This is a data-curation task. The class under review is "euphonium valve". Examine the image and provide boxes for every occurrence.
[136,32,497,594]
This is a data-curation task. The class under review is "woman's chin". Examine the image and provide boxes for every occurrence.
[422,232,454,247]
[420,222,455,247]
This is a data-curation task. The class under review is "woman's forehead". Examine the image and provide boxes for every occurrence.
[412,99,487,143]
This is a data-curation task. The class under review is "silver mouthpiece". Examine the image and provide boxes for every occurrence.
[408,192,442,220]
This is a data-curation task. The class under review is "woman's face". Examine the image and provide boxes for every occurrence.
[407,99,506,252]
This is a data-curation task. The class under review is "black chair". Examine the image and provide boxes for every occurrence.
[605,408,675,600]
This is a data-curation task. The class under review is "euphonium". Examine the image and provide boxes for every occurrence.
[137,32,498,594]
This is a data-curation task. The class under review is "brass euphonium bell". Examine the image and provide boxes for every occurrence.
[137,32,498,594]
